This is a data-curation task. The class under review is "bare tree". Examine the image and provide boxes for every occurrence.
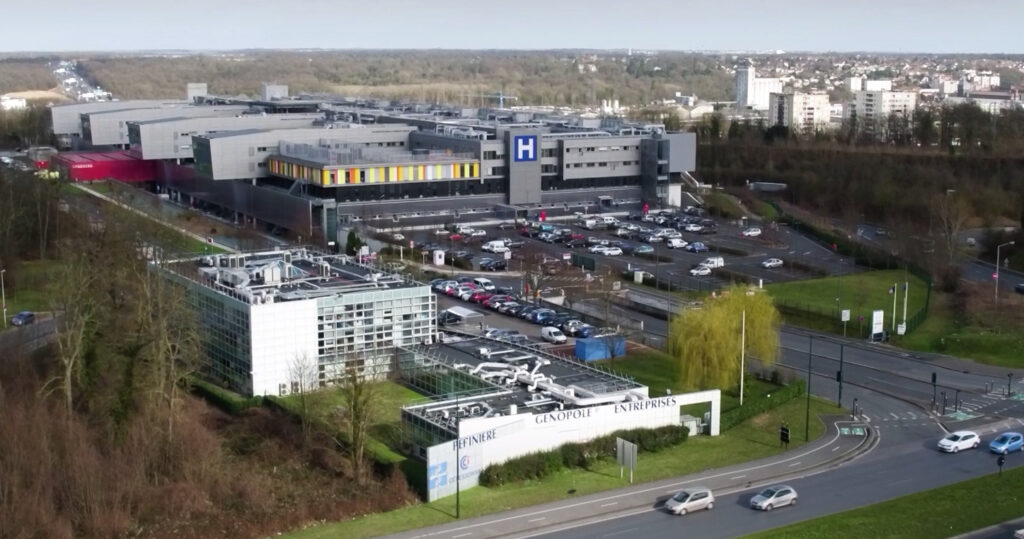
[334,356,378,484]
[289,353,321,446]
[934,190,972,266]
[45,254,99,415]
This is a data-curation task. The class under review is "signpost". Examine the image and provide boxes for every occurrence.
[617,438,638,483]
[779,423,790,449]
[871,310,884,342]
[841,309,850,337]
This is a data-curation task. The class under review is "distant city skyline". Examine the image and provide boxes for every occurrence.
[4,0,1023,54]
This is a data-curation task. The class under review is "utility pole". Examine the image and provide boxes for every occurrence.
[805,336,813,441]
[837,344,844,407]
[740,309,746,406]
[996,241,1015,307]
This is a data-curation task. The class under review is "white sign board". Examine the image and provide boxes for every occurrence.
[841,309,851,322]
[422,391,722,501]
[897,323,907,336]
[871,310,884,335]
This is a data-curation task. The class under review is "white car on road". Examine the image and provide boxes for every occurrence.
[665,487,715,515]
[749,485,798,511]
[937,430,981,453]
[761,258,784,269]
[741,227,762,237]
[602,247,623,256]
[588,245,610,254]
[690,265,712,276]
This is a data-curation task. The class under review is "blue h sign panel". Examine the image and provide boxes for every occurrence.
[427,462,448,490]
[513,135,537,162]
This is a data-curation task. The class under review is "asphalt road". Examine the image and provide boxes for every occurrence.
[533,429,1024,539]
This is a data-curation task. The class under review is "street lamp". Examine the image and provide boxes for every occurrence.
[0,268,6,328]
[996,241,1015,307]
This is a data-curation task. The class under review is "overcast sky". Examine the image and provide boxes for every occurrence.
[3,0,1021,54]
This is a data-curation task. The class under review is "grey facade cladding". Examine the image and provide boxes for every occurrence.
[195,125,416,181]
[558,136,644,180]
[83,106,250,146]
[666,132,696,173]
[505,129,543,204]
[128,114,324,160]
[50,100,187,137]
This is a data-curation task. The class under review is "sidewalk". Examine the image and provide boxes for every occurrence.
[385,417,875,539]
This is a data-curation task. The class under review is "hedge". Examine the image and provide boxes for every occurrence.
[719,379,806,431]
[189,378,263,414]
[479,424,689,487]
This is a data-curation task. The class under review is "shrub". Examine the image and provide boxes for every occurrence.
[189,378,262,414]
[719,379,805,431]
[479,424,689,487]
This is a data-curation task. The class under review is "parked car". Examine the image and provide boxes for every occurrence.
[989,432,1024,454]
[532,309,558,325]
[391,233,406,242]
[517,306,540,320]
[666,238,688,249]
[685,242,709,253]
[701,257,725,268]
[588,245,610,254]
[541,327,568,344]
[468,291,493,303]
[565,239,587,249]
[481,259,508,271]
[561,319,586,335]
[665,487,715,515]
[483,295,513,307]
[690,265,712,276]
[601,247,623,256]
[430,278,447,290]
[937,430,981,453]
[761,258,784,269]
[631,244,655,255]
[485,328,519,339]
[1015,283,1024,295]
[469,229,487,237]
[697,226,718,235]
[501,238,525,249]
[685,223,703,232]
[11,311,35,326]
[741,227,762,237]
[574,324,597,338]
[497,301,522,314]
[586,236,610,247]
[640,234,664,243]
[749,485,798,511]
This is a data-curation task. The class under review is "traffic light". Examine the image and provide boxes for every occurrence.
[836,370,842,382]
[780,425,791,445]
[931,372,937,385]
[998,455,1006,469]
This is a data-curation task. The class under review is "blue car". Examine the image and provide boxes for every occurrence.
[989,432,1024,454]
[631,244,655,255]
[11,311,35,326]
[685,242,709,253]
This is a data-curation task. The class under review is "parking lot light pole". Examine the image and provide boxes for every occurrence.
[805,336,813,441]
[1,268,6,328]
[995,241,1015,307]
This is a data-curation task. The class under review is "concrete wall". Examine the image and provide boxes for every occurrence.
[84,106,249,146]
[505,129,542,204]
[129,113,323,160]
[559,136,643,180]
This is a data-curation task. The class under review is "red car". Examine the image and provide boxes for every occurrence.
[449,233,465,242]
[469,291,493,303]
[482,294,512,307]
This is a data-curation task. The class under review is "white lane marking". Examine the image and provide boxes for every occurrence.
[600,502,618,507]
[452,533,472,538]
[907,412,917,420]
[527,518,545,523]
[788,461,802,467]
[408,422,852,539]
[731,475,746,480]
[605,528,641,538]
[890,412,899,419]
[832,446,840,452]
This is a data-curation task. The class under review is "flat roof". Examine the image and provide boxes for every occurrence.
[401,337,647,438]
[53,150,141,164]
[162,248,426,304]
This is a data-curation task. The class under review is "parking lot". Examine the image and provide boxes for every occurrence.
[399,208,855,293]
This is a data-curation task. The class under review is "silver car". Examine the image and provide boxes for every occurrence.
[664,487,715,515]
[750,485,798,511]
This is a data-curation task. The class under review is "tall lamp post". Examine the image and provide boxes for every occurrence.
[805,336,813,441]
[995,241,1015,307]
[1,268,6,328]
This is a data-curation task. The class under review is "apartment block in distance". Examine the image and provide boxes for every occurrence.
[769,92,832,133]
[844,90,918,131]
[159,248,437,396]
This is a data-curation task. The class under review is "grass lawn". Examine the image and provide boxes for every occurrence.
[600,349,778,413]
[276,381,425,464]
[767,269,929,329]
[742,464,1024,539]
[704,192,747,219]
[898,290,1024,368]
[1,259,61,321]
[285,397,838,539]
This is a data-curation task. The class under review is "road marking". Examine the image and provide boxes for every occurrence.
[907,412,917,420]
[600,502,618,507]
[788,461,802,467]
[890,412,899,419]
[605,528,641,537]
[832,446,840,452]
[730,475,746,480]
[527,518,545,523]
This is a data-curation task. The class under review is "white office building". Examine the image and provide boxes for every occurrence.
[864,79,893,92]
[736,61,783,111]
[844,90,918,131]
[160,248,437,396]
[769,92,832,133]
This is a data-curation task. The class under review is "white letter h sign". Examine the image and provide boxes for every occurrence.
[514,135,536,161]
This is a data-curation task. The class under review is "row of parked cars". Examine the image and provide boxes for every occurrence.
[430,276,611,339]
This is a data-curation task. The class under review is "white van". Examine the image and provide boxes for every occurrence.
[482,241,510,254]
[667,238,688,249]
[701,257,725,268]
[600,216,618,226]
[473,277,496,291]
[541,326,568,344]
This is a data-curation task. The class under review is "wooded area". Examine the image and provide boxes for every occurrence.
[0,172,417,538]
[0,58,58,94]
[77,50,733,105]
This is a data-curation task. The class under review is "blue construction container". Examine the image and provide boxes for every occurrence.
[574,336,625,362]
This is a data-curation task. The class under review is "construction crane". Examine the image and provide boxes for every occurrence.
[462,90,519,109]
